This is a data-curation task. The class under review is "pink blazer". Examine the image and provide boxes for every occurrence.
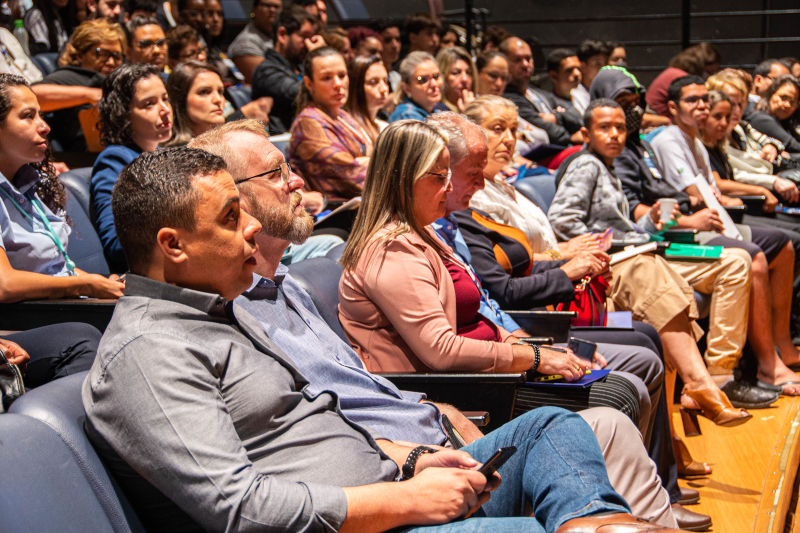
[338,225,514,373]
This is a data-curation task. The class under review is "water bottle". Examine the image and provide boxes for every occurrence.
[13,19,29,57]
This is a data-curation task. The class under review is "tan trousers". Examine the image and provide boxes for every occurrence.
[668,248,752,373]
[579,407,676,528]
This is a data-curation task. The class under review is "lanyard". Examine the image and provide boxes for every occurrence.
[0,186,75,274]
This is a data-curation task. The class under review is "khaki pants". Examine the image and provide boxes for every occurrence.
[607,250,752,373]
[668,248,752,373]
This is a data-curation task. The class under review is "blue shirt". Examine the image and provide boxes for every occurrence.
[0,164,71,276]
[389,97,449,123]
[432,215,522,332]
[90,144,143,273]
[235,265,448,445]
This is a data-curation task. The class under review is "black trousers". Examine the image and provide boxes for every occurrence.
[2,323,101,389]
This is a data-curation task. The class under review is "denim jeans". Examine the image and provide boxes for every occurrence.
[401,407,630,533]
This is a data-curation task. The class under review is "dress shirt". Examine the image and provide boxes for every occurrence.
[236,266,447,445]
[0,164,70,276]
[83,274,398,533]
[432,215,522,332]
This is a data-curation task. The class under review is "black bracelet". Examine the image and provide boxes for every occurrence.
[531,344,541,373]
[401,446,437,480]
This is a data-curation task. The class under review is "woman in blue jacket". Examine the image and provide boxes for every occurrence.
[90,63,173,273]
[389,51,448,122]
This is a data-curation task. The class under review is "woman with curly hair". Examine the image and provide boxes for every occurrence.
[90,63,172,273]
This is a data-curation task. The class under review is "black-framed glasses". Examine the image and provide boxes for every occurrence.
[415,73,440,85]
[238,161,291,185]
[136,38,167,51]
[91,48,122,62]
[484,71,509,83]
[178,46,208,60]
[426,168,451,189]
[679,94,710,106]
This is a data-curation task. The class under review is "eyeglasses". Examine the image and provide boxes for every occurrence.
[178,46,208,60]
[91,48,122,62]
[238,161,292,185]
[415,73,440,85]
[484,71,509,83]
[426,168,451,189]
[136,38,167,51]
[679,94,710,106]
[776,93,799,106]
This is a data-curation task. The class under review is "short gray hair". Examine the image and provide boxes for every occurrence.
[425,111,487,166]
[398,51,437,85]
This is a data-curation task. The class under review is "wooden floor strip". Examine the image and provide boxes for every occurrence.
[673,395,800,532]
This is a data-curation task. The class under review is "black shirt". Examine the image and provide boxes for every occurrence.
[36,66,104,152]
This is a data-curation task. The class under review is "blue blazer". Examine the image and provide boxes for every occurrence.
[90,144,143,273]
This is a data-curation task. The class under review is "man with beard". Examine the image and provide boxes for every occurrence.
[251,4,324,133]
[188,119,679,528]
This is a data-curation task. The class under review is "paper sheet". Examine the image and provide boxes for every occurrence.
[694,175,742,240]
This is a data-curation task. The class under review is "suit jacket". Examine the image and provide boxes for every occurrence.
[503,84,580,146]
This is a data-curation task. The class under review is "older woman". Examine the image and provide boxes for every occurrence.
[389,51,447,122]
[289,47,369,201]
[747,74,800,153]
[90,63,172,274]
[436,46,476,113]
[344,54,389,146]
[31,19,125,151]
[461,95,752,432]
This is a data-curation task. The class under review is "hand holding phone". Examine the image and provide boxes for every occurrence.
[568,337,597,362]
[478,447,516,479]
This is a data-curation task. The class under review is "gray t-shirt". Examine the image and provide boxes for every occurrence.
[228,22,273,59]
[649,125,715,192]
[83,274,398,533]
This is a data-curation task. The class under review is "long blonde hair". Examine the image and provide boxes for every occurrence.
[340,119,449,270]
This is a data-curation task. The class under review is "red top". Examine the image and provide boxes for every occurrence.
[445,261,502,342]
[645,67,688,119]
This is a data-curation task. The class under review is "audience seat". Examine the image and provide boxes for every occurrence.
[513,173,557,212]
[60,168,110,275]
[268,133,290,158]
[325,242,346,262]
[31,53,59,76]
[287,257,525,432]
[7,372,144,533]
[226,85,252,110]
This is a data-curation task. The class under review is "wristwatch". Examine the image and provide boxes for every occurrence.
[401,446,438,480]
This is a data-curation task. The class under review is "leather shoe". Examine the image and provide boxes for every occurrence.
[554,512,683,532]
[722,378,779,408]
[671,503,712,531]
[678,486,699,505]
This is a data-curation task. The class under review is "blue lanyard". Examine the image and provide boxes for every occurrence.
[0,185,75,274]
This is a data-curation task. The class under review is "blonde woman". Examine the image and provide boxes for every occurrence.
[31,18,125,151]
[436,46,476,112]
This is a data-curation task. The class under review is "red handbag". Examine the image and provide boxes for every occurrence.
[557,275,609,327]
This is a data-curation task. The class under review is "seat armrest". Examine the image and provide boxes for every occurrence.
[503,310,576,343]
[462,411,490,427]
[724,204,747,223]
[517,337,554,345]
[375,372,526,432]
[730,195,766,215]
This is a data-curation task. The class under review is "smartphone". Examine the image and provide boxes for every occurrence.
[478,447,517,479]
[568,337,597,362]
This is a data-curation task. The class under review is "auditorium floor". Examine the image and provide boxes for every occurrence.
[673,395,800,532]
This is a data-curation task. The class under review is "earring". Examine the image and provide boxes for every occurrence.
[250,12,254,18]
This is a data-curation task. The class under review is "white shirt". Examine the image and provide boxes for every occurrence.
[469,177,559,254]
[0,28,41,83]
[649,125,718,192]
[571,84,590,115]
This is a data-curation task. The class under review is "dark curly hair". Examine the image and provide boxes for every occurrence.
[98,63,163,147]
[0,74,66,215]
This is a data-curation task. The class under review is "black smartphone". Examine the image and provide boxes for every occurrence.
[478,447,517,478]
[568,337,597,362]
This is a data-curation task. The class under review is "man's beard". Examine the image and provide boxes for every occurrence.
[247,190,314,244]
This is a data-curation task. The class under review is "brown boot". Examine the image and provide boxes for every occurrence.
[555,513,683,532]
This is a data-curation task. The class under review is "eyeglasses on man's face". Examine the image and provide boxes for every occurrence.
[136,38,167,51]
[679,94,710,106]
[238,161,292,185]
